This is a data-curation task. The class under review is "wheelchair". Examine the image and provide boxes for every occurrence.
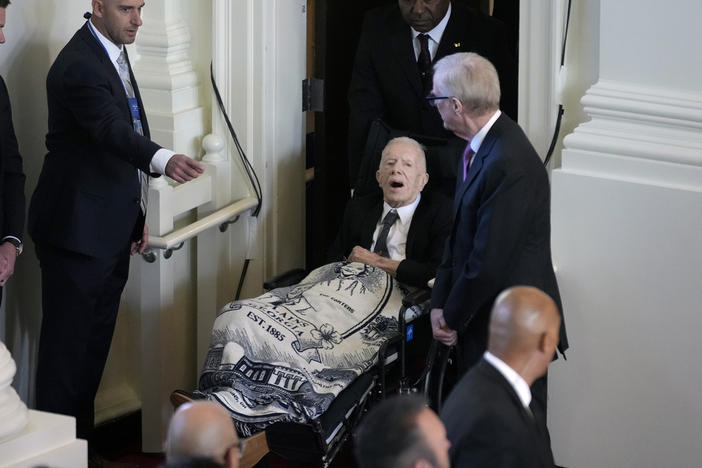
[173,120,463,468]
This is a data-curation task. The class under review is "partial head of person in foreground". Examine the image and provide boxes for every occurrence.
[376,136,429,209]
[165,401,241,468]
[488,286,561,386]
[355,394,450,468]
[431,52,500,138]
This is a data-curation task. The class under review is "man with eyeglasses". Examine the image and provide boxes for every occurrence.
[165,401,243,468]
[428,52,568,429]
[347,0,517,189]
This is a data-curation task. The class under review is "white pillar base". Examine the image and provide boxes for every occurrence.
[0,410,87,468]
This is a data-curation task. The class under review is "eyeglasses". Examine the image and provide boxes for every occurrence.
[425,94,452,107]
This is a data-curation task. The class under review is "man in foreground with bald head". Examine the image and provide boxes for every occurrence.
[165,401,241,468]
[440,286,560,468]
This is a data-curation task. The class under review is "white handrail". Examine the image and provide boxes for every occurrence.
[148,196,259,250]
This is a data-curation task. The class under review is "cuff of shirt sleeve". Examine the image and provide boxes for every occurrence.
[150,148,176,175]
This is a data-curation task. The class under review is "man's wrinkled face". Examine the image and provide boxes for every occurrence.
[93,0,144,45]
[399,0,451,33]
[376,140,429,208]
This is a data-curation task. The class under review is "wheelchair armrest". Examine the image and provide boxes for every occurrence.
[263,268,307,290]
[402,288,431,308]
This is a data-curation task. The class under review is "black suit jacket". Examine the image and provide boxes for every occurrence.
[328,191,452,288]
[0,76,26,242]
[29,22,160,259]
[431,114,568,360]
[441,359,555,468]
[347,2,516,185]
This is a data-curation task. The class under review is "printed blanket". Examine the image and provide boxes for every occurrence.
[198,262,411,436]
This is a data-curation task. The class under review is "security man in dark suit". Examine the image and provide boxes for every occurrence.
[329,136,452,288]
[29,0,204,440]
[0,0,26,302]
[441,286,560,468]
[347,0,516,187]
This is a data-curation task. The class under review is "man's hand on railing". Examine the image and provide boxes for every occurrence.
[132,224,149,255]
[165,154,205,183]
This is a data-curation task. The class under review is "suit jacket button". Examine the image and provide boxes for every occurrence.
[134,197,140,204]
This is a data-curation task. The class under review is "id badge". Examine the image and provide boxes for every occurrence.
[128,97,144,135]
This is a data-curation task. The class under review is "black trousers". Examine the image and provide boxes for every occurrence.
[35,242,131,440]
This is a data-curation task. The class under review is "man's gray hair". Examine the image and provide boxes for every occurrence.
[381,136,428,172]
[433,52,501,116]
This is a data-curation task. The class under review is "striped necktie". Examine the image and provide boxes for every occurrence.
[117,50,148,214]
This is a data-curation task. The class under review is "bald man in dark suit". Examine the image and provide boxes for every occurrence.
[29,0,203,440]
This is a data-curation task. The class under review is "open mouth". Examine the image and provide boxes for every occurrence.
[390,181,404,188]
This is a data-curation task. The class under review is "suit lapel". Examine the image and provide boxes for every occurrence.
[78,23,132,122]
[390,18,423,98]
[435,6,472,61]
[361,199,384,249]
[405,194,427,255]
[451,118,501,216]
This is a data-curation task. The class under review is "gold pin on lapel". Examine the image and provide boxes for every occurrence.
[454,42,461,48]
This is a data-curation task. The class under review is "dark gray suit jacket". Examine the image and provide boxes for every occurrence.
[29,22,160,259]
[431,114,568,365]
[328,191,452,288]
[441,359,555,468]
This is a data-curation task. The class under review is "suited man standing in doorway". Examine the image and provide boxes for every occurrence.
[0,0,27,304]
[347,0,516,187]
[29,0,204,441]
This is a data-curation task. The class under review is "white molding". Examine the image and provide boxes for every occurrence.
[518,0,562,161]
[562,79,702,188]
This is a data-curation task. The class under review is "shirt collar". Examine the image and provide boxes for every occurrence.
[483,351,532,408]
[88,18,124,64]
[410,2,452,45]
[470,109,501,155]
[382,192,422,226]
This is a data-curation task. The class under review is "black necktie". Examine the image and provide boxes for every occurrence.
[417,34,432,94]
[373,210,399,257]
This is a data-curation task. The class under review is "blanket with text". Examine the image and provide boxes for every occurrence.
[198,262,409,436]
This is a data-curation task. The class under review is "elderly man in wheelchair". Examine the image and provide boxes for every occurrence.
[175,136,453,466]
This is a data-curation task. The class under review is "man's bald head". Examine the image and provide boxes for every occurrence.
[487,286,561,384]
[166,401,240,468]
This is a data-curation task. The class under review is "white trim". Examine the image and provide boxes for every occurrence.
[518,0,562,162]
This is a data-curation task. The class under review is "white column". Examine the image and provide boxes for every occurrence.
[131,0,205,157]
[195,0,307,373]
[549,1,702,467]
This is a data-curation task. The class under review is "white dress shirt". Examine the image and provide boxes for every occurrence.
[370,193,422,261]
[484,351,532,409]
[87,19,173,174]
[467,109,501,168]
[410,3,452,62]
